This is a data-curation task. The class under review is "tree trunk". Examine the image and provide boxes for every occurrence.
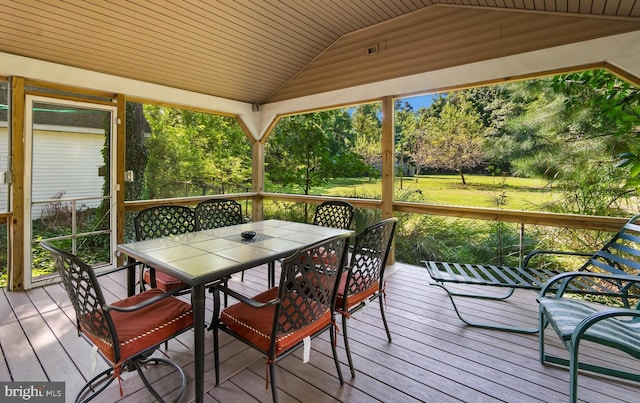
[459,170,467,185]
[125,102,149,201]
[96,102,148,230]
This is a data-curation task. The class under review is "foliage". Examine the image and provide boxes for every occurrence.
[262,187,537,267]
[266,109,368,202]
[351,103,383,179]
[537,150,633,216]
[125,102,149,200]
[395,212,534,267]
[552,70,640,189]
[394,100,418,188]
[143,106,251,199]
[413,95,486,184]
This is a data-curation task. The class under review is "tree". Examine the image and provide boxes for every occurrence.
[97,102,148,230]
[414,96,486,184]
[553,70,640,188]
[351,103,382,180]
[124,102,149,200]
[266,109,353,193]
[143,106,251,198]
[265,109,365,219]
[394,100,417,189]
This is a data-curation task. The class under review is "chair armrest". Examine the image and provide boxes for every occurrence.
[209,282,279,309]
[103,286,186,313]
[539,271,640,298]
[522,249,594,268]
[573,308,640,340]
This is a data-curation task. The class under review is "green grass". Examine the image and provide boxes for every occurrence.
[310,174,559,210]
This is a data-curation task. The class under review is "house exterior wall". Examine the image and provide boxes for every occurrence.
[30,126,105,220]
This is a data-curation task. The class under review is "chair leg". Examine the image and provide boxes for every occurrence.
[134,357,187,403]
[378,294,392,342]
[539,308,547,365]
[213,328,220,386]
[75,367,115,403]
[269,361,279,403]
[223,277,229,307]
[208,278,230,331]
[341,314,356,377]
[431,282,539,333]
[139,266,147,293]
[331,320,345,384]
[568,342,580,403]
[267,261,276,288]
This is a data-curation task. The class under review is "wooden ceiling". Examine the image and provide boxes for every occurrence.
[1,0,639,105]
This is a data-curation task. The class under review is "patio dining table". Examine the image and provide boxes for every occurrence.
[117,219,353,403]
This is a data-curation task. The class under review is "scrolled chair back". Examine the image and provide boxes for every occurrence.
[312,200,354,230]
[134,205,195,240]
[41,242,120,360]
[195,199,244,230]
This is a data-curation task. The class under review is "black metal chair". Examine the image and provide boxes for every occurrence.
[265,200,355,288]
[195,199,244,230]
[195,199,247,306]
[335,217,398,376]
[41,242,194,403]
[313,200,355,230]
[134,205,195,292]
[210,233,351,403]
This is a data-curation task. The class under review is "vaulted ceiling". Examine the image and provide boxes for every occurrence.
[1,0,639,108]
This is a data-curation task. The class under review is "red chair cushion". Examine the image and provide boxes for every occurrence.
[220,288,331,356]
[143,269,187,292]
[300,246,338,266]
[83,289,193,363]
[336,271,378,310]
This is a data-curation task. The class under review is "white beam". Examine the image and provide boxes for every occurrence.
[0,52,261,139]
[259,30,640,139]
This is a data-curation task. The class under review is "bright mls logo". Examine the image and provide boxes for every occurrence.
[1,382,64,402]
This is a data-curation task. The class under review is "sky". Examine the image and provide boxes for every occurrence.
[399,94,436,110]
[347,93,439,115]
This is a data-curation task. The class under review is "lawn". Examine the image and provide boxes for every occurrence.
[311,174,559,210]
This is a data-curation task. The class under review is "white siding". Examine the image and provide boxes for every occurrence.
[31,128,105,219]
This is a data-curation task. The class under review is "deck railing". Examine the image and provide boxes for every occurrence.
[123,192,629,265]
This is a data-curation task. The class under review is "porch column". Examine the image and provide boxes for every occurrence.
[252,140,264,221]
[9,77,25,291]
[381,96,395,263]
[116,94,126,262]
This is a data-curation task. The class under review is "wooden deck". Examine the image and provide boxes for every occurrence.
[2,262,639,402]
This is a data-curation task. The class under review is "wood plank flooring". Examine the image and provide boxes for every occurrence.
[2,262,639,402]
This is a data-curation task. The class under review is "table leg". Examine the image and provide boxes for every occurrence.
[127,257,136,297]
[268,261,275,288]
[193,284,205,403]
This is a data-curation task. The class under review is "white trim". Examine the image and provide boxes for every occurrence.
[259,30,640,137]
[0,51,260,139]
[2,30,639,140]
[23,96,119,289]
[33,124,104,134]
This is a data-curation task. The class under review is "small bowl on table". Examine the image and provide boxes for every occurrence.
[241,231,256,240]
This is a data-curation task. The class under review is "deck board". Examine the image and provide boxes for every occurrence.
[2,262,640,402]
